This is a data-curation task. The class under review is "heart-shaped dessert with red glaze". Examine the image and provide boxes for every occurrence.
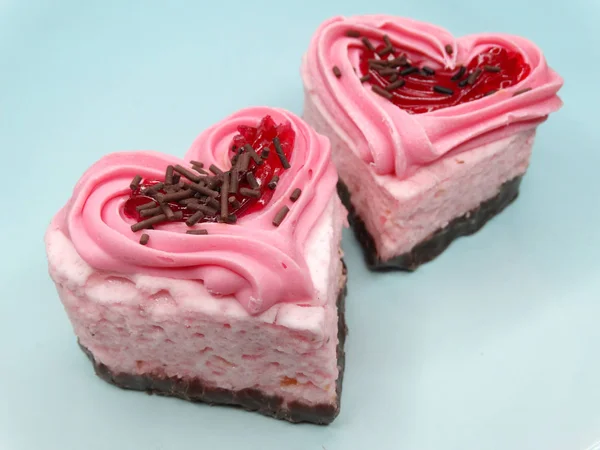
[56,108,337,315]
[301,15,563,177]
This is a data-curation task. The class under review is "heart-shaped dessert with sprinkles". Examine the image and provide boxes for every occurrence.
[302,15,563,177]
[58,107,336,314]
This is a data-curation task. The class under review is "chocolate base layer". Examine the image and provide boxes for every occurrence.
[79,261,348,425]
[338,177,523,271]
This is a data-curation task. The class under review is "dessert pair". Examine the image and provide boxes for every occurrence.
[45,15,562,425]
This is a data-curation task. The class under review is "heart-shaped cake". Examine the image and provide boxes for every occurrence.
[302,15,563,270]
[45,107,347,424]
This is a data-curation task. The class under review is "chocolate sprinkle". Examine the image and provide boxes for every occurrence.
[467,68,482,85]
[209,164,224,176]
[273,137,290,169]
[131,214,168,232]
[389,56,408,67]
[268,175,279,190]
[389,74,398,83]
[239,187,261,199]
[225,214,237,224]
[204,196,220,210]
[484,65,501,73]
[230,168,239,194]
[385,79,406,91]
[237,152,251,172]
[130,175,142,191]
[458,78,469,87]
[378,67,398,76]
[261,149,270,159]
[163,184,179,194]
[192,165,209,175]
[136,201,157,212]
[228,196,241,209]
[361,37,375,51]
[244,144,262,165]
[332,66,342,78]
[433,85,454,95]
[165,166,174,185]
[202,194,219,208]
[445,44,454,55]
[346,29,361,38]
[139,234,149,245]
[159,202,175,220]
[174,165,201,183]
[246,172,259,189]
[188,183,219,198]
[485,89,498,96]
[190,160,204,168]
[451,66,466,81]
[359,74,371,83]
[422,66,435,76]
[207,176,223,191]
[142,183,164,196]
[368,58,389,67]
[272,206,289,227]
[158,189,194,203]
[513,87,532,96]
[140,206,162,218]
[185,211,205,226]
[290,188,301,202]
[400,66,419,76]
[186,229,208,235]
[371,85,393,100]
[220,172,229,220]
[378,46,394,57]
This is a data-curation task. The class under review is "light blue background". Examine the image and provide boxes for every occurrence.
[1,1,598,449]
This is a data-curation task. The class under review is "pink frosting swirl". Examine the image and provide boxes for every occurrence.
[301,15,564,178]
[54,107,337,315]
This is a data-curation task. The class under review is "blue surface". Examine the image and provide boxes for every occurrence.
[1,1,599,449]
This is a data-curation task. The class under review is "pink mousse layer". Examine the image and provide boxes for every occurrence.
[46,196,346,407]
[304,94,533,260]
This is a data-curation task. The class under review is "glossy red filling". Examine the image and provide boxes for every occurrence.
[123,115,295,223]
[359,44,530,114]
[231,115,294,215]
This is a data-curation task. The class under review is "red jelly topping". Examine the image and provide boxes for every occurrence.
[123,115,295,225]
[359,44,531,114]
[230,115,294,216]
[123,194,158,219]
